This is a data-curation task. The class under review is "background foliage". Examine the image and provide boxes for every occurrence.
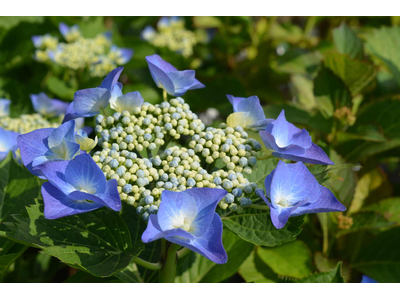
[1,16,400,283]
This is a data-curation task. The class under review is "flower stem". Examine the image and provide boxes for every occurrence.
[131,257,162,271]
[163,90,168,102]
[250,204,270,211]
[177,247,191,260]
[160,242,180,283]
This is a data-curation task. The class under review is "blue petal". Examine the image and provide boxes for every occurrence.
[17,128,54,176]
[0,99,11,117]
[111,91,144,112]
[157,17,170,29]
[167,70,201,96]
[64,153,107,195]
[259,130,306,156]
[118,48,133,64]
[270,160,292,205]
[31,35,43,48]
[36,160,75,194]
[291,186,346,217]
[62,103,80,123]
[146,55,175,94]
[361,275,378,283]
[183,188,227,236]
[263,170,275,199]
[99,67,124,91]
[227,95,266,124]
[189,213,227,264]
[141,26,156,41]
[269,200,306,229]
[73,88,111,116]
[41,182,103,220]
[272,143,334,165]
[59,23,70,38]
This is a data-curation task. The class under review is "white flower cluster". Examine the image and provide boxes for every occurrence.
[143,19,208,58]
[34,32,128,77]
[0,114,59,134]
[92,97,261,220]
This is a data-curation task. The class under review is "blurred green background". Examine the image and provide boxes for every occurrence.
[1,16,400,283]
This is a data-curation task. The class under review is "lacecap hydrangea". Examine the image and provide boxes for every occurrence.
[32,23,133,77]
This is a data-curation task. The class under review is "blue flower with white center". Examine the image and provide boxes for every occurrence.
[0,99,11,117]
[256,160,346,229]
[63,67,123,122]
[0,128,19,161]
[75,129,98,152]
[37,153,121,219]
[226,94,274,131]
[141,26,157,41]
[108,84,144,113]
[142,188,228,264]
[30,93,69,118]
[145,54,205,97]
[259,110,334,165]
[109,45,133,65]
[17,120,81,177]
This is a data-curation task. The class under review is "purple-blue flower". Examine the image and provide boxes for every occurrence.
[145,54,205,97]
[110,45,133,65]
[142,188,228,264]
[30,93,69,117]
[259,110,333,165]
[109,84,144,113]
[17,120,80,177]
[0,128,19,162]
[63,67,123,122]
[0,99,11,117]
[37,153,121,219]
[256,160,345,229]
[226,94,273,130]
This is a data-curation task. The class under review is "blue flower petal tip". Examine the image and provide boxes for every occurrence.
[38,153,121,219]
[258,160,345,229]
[145,54,205,97]
[0,99,11,117]
[142,188,228,264]
[259,109,334,165]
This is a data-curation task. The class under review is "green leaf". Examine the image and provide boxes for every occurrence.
[113,263,143,283]
[313,66,351,118]
[238,250,279,283]
[0,16,44,30]
[193,16,222,28]
[352,227,400,282]
[0,237,28,282]
[362,197,400,223]
[291,74,317,110]
[324,51,377,95]
[309,164,330,185]
[276,49,322,76]
[365,26,400,87]
[46,76,75,101]
[2,200,145,277]
[332,24,363,59]
[343,139,400,162]
[175,229,254,283]
[257,240,313,279]
[0,153,41,226]
[223,209,305,247]
[297,262,344,283]
[244,158,277,189]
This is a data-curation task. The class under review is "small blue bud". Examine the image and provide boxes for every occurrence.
[161,174,169,181]
[164,123,173,130]
[148,205,158,214]
[239,157,248,167]
[145,196,154,205]
[110,159,119,168]
[252,141,262,150]
[136,206,144,214]
[213,177,222,185]
[187,178,196,187]
[239,197,252,207]
[232,188,243,198]
[137,170,145,178]
[244,185,253,194]
[113,112,121,121]
[123,184,133,193]
[227,173,237,181]
[142,212,150,221]
[224,193,235,204]
[249,156,257,166]
[137,178,146,187]
[144,133,152,141]
[125,135,134,143]
[164,182,173,189]
[225,138,233,145]
[222,180,233,190]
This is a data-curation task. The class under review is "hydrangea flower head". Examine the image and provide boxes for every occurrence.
[145,54,205,96]
[142,188,228,264]
[18,120,80,176]
[259,110,333,165]
[256,160,345,229]
[30,92,69,117]
[0,127,19,161]
[63,67,123,122]
[31,34,58,49]
[38,153,121,219]
[226,94,273,130]
[0,99,11,117]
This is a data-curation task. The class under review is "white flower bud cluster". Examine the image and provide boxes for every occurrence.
[0,113,59,134]
[92,97,262,220]
[144,20,208,58]
[34,33,128,77]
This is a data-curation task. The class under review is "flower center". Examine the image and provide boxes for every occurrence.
[172,215,193,232]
